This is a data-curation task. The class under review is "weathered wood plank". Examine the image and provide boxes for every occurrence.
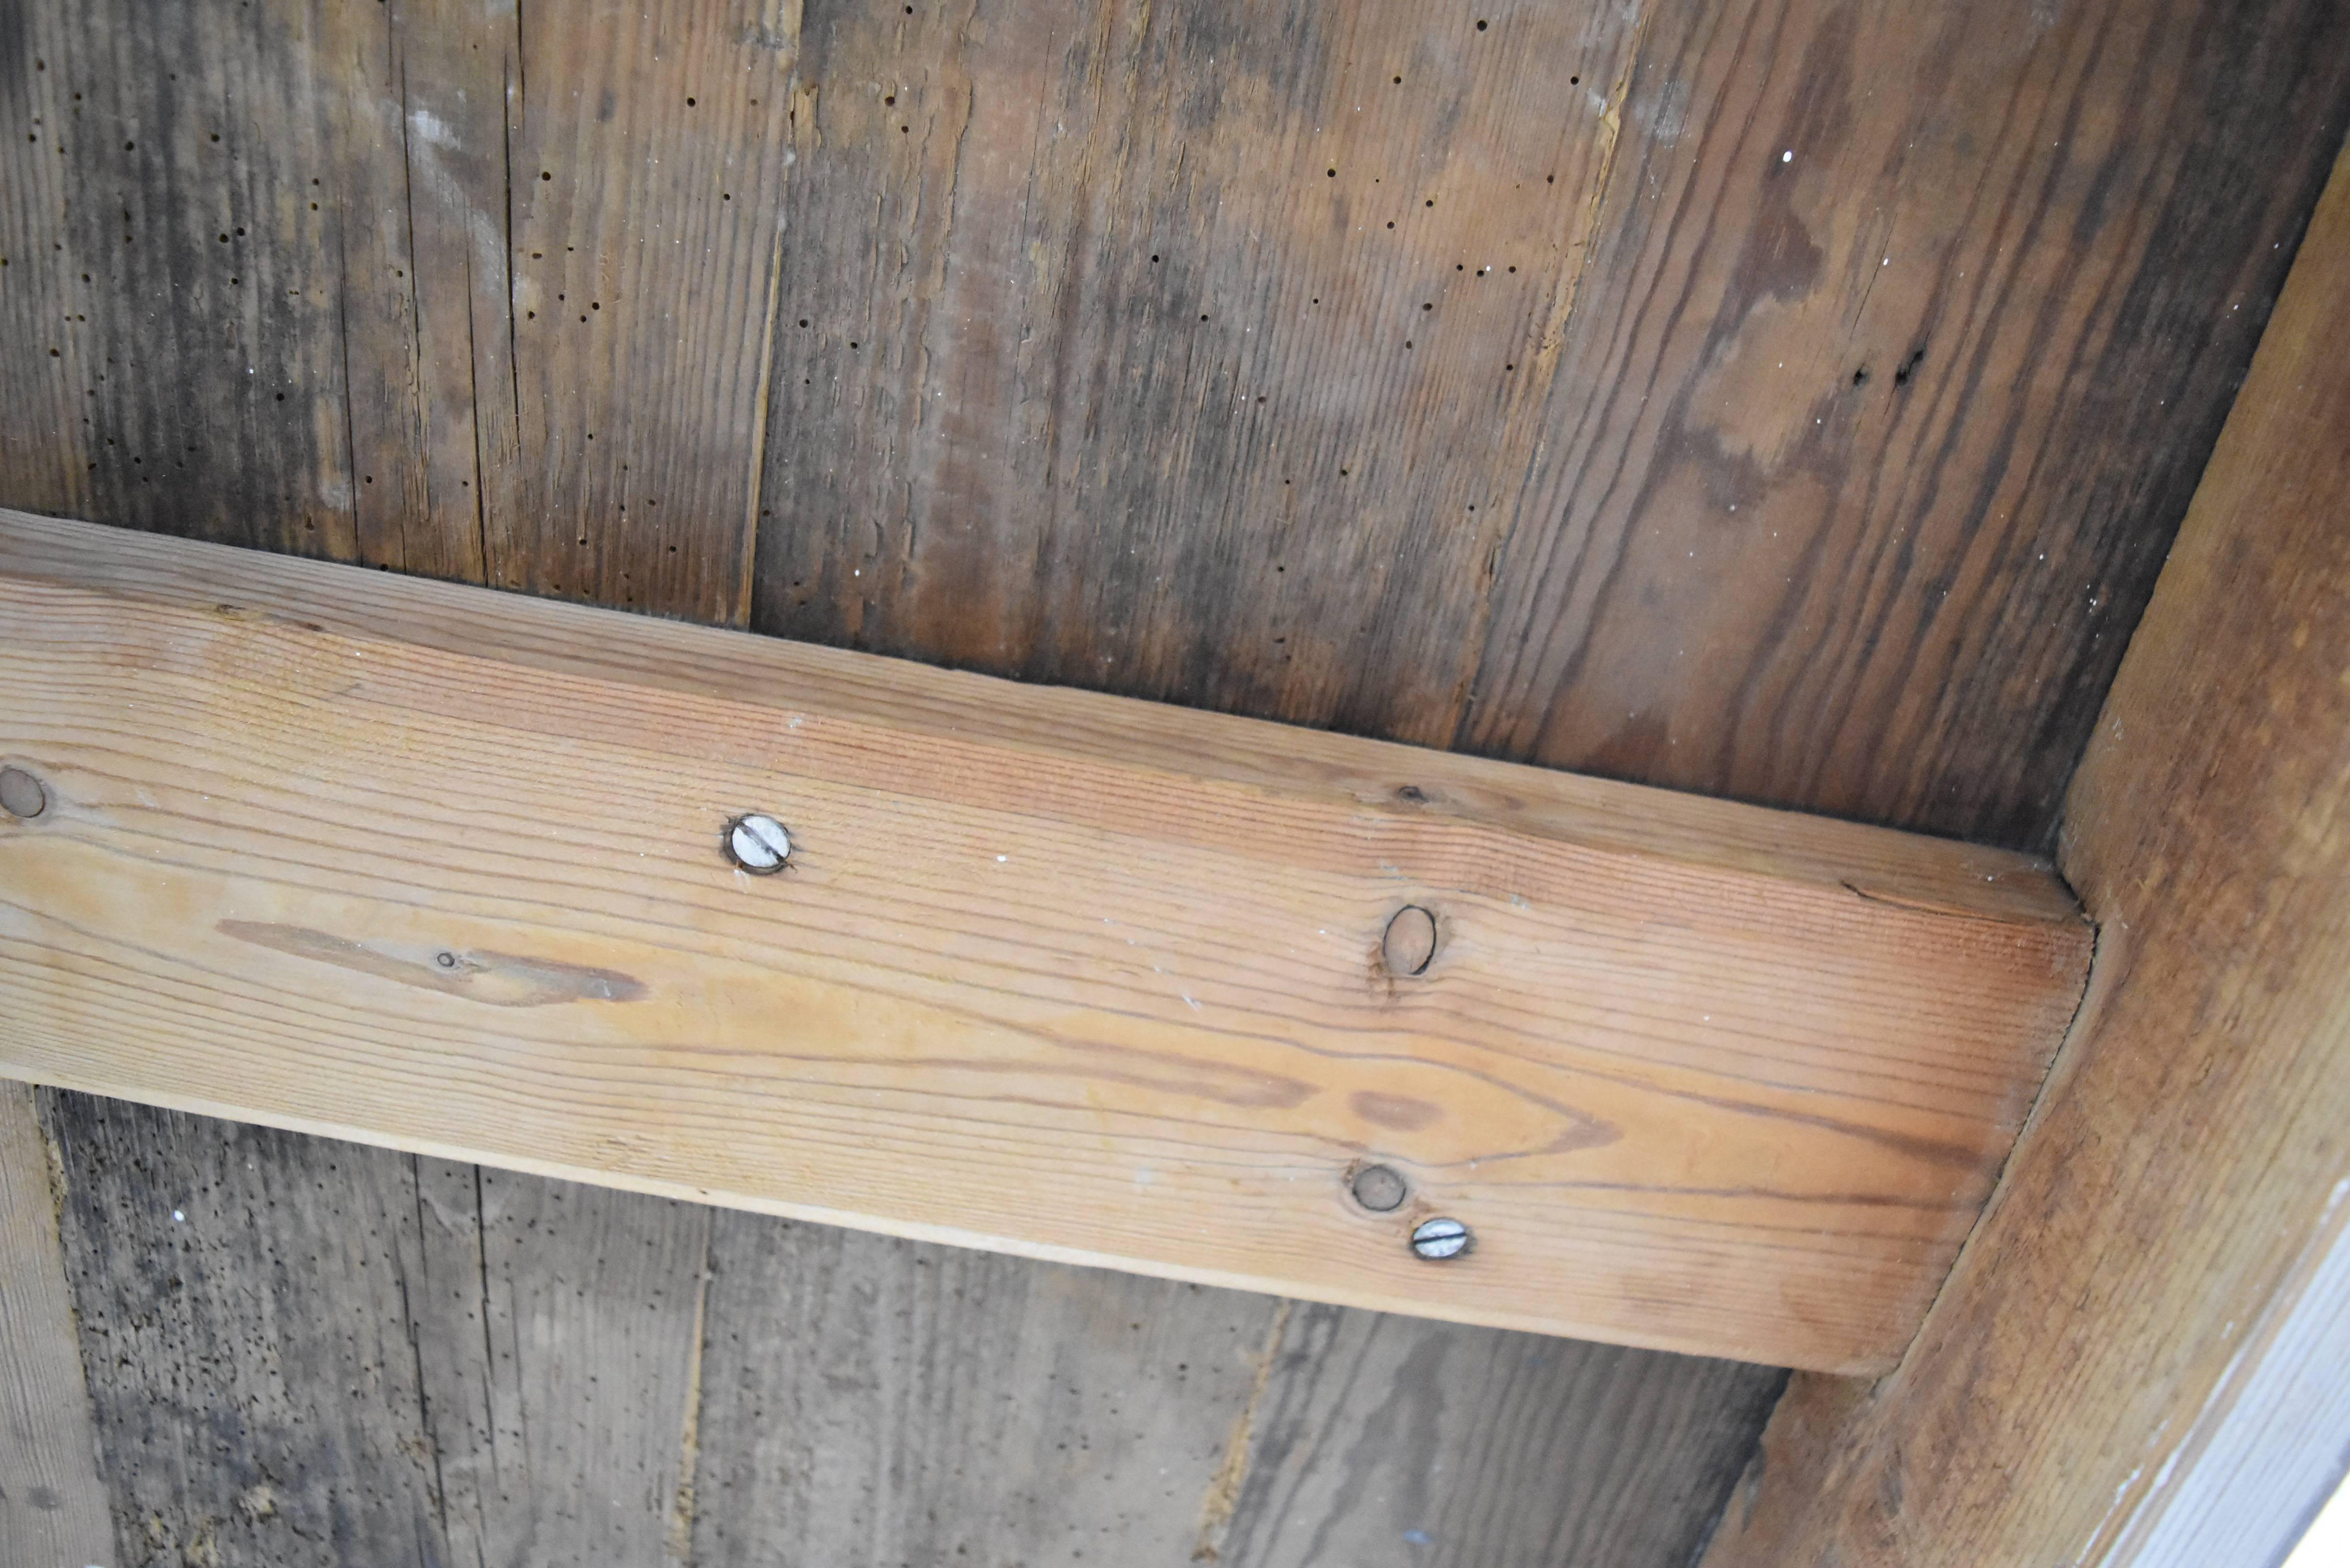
[1697,130,2350,1567]
[1218,1304,1784,1567]
[0,0,372,556]
[0,1082,111,1568]
[750,0,1641,745]
[40,1091,448,1567]
[487,0,797,622]
[687,1216,1281,1566]
[0,510,2087,1372]
[1462,0,2350,846]
[402,1159,713,1567]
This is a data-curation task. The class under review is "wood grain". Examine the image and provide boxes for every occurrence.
[42,1091,448,1567]
[1220,1302,1784,1567]
[15,1,2335,848]
[1698,132,2350,1566]
[685,1212,1281,1566]
[406,1160,713,1567]
[0,1082,111,1568]
[0,511,2088,1372]
[1461,0,2350,846]
[742,0,2350,848]
[751,0,1641,745]
[0,0,791,619]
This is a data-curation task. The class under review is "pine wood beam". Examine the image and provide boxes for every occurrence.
[1699,136,2350,1562]
[0,509,2088,1373]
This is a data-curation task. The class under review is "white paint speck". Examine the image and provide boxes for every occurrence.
[172,1209,185,1223]
[1781,149,1793,163]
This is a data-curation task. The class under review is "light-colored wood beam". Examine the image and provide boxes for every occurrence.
[0,1082,113,1564]
[0,509,2088,1373]
[1699,135,2350,1563]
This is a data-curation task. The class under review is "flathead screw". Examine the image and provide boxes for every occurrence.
[1411,1217,1470,1261]
[725,814,793,873]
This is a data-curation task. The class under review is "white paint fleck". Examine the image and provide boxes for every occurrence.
[1781,148,1794,163]
[407,107,459,147]
[172,1209,185,1223]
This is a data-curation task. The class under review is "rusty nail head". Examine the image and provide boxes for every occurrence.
[1351,1163,1409,1213]
[725,813,793,873]
[1411,1216,1470,1260]
[0,767,46,820]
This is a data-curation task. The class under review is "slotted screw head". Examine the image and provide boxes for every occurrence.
[725,814,792,873]
[1411,1217,1470,1261]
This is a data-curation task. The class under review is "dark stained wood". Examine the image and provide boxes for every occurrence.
[1221,1303,1784,1567]
[745,0,2350,848]
[405,1161,712,1566]
[7,0,2347,1554]
[750,0,1642,744]
[0,0,792,620]
[0,1,367,557]
[1697,133,2350,1567]
[485,0,796,622]
[36,1093,1778,1567]
[1461,0,2350,845]
[41,1091,447,1568]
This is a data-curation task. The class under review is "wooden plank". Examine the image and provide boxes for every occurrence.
[1217,1303,1784,1566]
[1461,0,2350,847]
[750,0,1644,745]
[0,1083,111,1568]
[41,1091,448,1567]
[1697,130,2350,1566]
[0,511,2088,1372]
[744,0,2350,849]
[402,1159,713,1567]
[685,1213,1282,1566]
[485,0,796,623]
[0,0,375,556]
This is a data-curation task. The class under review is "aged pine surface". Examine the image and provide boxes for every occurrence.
[4,0,2347,1559]
[1698,135,2350,1568]
[4,0,2344,844]
[0,509,2091,1373]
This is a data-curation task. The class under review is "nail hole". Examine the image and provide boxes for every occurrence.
[1382,905,1438,976]
[0,766,48,820]
[1350,1164,1409,1213]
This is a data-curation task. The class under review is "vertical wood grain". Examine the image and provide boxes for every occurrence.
[1221,1304,1784,1568]
[0,1082,111,1568]
[750,0,1642,743]
[685,1217,1281,1567]
[1696,130,2350,1568]
[492,0,798,622]
[1460,0,2350,845]
[405,1163,713,1567]
[0,1,365,556]
[41,1093,448,1567]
